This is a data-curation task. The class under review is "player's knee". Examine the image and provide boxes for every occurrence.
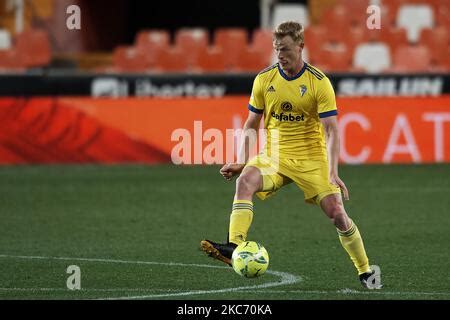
[236,174,259,195]
[328,207,350,230]
[326,203,345,221]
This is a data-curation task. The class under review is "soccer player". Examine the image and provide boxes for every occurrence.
[200,21,381,289]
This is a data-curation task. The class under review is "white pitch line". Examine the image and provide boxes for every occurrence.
[2,254,448,299]
[106,270,299,300]
[0,254,301,300]
[0,254,225,269]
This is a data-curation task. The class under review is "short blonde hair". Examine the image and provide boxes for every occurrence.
[273,21,304,44]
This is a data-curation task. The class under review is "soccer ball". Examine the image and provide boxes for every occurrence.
[231,241,269,278]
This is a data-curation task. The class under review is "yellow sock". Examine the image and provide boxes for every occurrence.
[338,220,371,275]
[228,200,253,245]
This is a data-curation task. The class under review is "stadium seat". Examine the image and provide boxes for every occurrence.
[397,4,434,43]
[0,49,25,71]
[436,5,450,28]
[346,27,368,53]
[304,43,349,72]
[419,27,449,66]
[174,28,209,67]
[135,29,170,49]
[155,47,190,73]
[250,29,274,66]
[366,27,408,53]
[304,25,328,53]
[392,44,432,73]
[15,29,51,68]
[334,1,369,27]
[272,3,309,28]
[214,28,248,69]
[0,29,11,49]
[135,29,170,66]
[444,49,450,71]
[308,43,349,72]
[321,47,352,73]
[379,3,399,29]
[234,46,268,73]
[113,46,152,73]
[320,5,350,44]
[353,42,391,74]
[194,47,227,73]
[336,0,369,14]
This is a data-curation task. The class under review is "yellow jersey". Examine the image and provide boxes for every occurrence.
[248,62,337,160]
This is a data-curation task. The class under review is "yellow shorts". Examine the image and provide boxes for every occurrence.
[245,153,341,205]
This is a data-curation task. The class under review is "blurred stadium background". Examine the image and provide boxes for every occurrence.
[0,0,449,300]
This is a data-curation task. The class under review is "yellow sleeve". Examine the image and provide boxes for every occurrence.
[248,75,264,114]
[317,77,338,118]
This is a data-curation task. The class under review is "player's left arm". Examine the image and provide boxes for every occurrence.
[320,116,349,200]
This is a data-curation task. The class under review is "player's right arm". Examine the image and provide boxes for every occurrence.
[220,111,262,180]
[220,76,265,181]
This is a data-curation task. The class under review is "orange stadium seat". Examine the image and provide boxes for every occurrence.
[113,46,152,72]
[336,0,369,14]
[335,0,369,27]
[304,25,328,53]
[317,47,352,73]
[320,5,349,43]
[155,47,189,73]
[392,44,432,73]
[234,46,268,72]
[194,47,227,73]
[214,28,248,69]
[419,27,449,67]
[444,49,450,71]
[346,27,368,53]
[378,3,399,28]
[135,29,170,66]
[250,29,274,66]
[15,29,51,68]
[366,27,408,53]
[0,49,25,71]
[174,28,209,67]
[436,5,450,28]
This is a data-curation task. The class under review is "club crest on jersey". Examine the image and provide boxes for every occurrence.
[300,85,307,97]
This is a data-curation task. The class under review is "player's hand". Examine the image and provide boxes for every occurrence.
[330,174,349,200]
[220,163,245,181]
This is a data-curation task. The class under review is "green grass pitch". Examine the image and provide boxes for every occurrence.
[0,164,449,300]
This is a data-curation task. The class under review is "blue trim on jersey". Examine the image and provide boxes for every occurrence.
[319,110,338,118]
[248,104,263,114]
[278,61,308,81]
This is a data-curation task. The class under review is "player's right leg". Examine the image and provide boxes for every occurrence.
[200,166,263,266]
[201,152,291,266]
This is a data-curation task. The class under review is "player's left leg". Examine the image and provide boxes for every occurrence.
[319,194,375,285]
